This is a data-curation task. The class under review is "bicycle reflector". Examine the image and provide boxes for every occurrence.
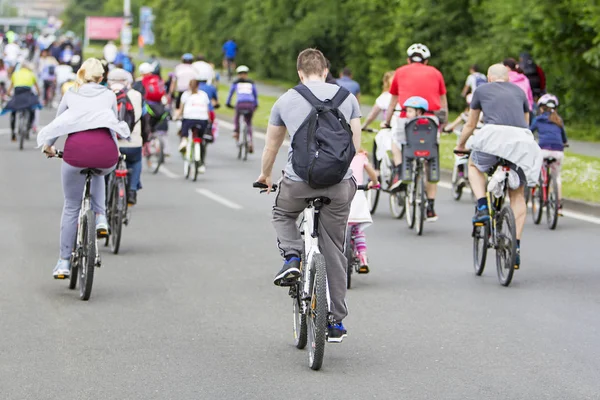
[115,169,128,177]
[414,150,430,157]
[193,137,203,143]
[417,118,430,125]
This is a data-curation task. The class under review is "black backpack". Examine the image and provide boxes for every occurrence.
[291,84,355,189]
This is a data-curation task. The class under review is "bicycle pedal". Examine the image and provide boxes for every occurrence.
[54,274,67,280]
[474,222,485,227]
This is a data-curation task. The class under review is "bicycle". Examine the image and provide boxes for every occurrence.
[401,117,441,236]
[105,155,130,254]
[145,130,166,174]
[457,150,518,287]
[364,128,407,218]
[15,109,31,150]
[253,181,333,371]
[530,157,560,230]
[183,123,210,181]
[44,80,56,109]
[51,150,101,300]
[345,184,378,289]
[237,109,251,161]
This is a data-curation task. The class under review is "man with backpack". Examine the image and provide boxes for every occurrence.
[519,52,546,101]
[134,62,166,102]
[461,64,487,98]
[256,48,361,343]
[108,68,149,205]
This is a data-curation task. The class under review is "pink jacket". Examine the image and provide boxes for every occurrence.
[508,70,534,110]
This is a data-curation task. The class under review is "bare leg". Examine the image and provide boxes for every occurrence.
[508,186,526,240]
[468,158,487,199]
[426,182,437,199]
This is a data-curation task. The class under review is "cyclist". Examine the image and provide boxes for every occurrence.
[455,64,542,269]
[255,48,361,342]
[461,64,487,98]
[222,38,238,73]
[226,65,258,153]
[529,94,568,214]
[503,58,534,112]
[38,49,59,106]
[108,68,148,205]
[382,43,448,221]
[336,67,361,102]
[38,58,130,278]
[169,53,197,110]
[361,71,396,129]
[61,72,77,96]
[192,54,216,86]
[0,59,8,103]
[4,61,40,141]
[176,78,211,173]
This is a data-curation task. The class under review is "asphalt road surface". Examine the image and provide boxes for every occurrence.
[0,109,599,400]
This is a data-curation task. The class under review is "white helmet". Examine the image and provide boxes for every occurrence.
[538,93,559,108]
[139,62,153,75]
[236,65,249,73]
[407,43,431,62]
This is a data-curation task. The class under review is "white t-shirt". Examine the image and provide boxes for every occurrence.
[4,43,19,62]
[192,61,215,85]
[465,72,487,93]
[103,43,118,63]
[181,90,210,120]
[375,91,400,129]
[175,64,197,92]
[55,65,74,84]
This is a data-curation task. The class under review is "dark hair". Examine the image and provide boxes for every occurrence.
[297,48,327,76]
[470,64,480,72]
[503,58,523,73]
[196,54,206,62]
[342,67,352,76]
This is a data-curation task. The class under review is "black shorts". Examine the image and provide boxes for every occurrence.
[181,119,208,138]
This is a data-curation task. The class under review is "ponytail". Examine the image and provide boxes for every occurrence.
[73,58,105,91]
[541,105,564,128]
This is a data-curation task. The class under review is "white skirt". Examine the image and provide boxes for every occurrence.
[348,191,372,229]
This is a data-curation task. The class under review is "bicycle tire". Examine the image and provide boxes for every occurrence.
[415,171,425,236]
[405,180,416,229]
[389,191,406,219]
[531,177,544,225]
[68,237,78,290]
[307,254,328,371]
[193,160,199,182]
[495,206,517,287]
[242,125,249,161]
[18,111,25,150]
[149,137,164,174]
[546,176,560,230]
[293,281,307,349]
[110,180,125,254]
[451,165,463,201]
[345,232,353,290]
[472,222,489,276]
[367,186,380,215]
[79,209,96,300]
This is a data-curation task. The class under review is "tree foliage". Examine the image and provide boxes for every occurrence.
[63,0,600,123]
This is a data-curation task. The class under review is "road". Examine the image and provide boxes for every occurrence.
[0,109,599,399]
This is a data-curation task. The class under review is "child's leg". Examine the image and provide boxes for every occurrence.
[352,225,367,257]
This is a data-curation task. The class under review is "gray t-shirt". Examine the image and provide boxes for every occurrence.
[269,81,361,181]
[470,82,530,128]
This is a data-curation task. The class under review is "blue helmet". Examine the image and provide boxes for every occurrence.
[403,96,429,112]
[182,53,194,61]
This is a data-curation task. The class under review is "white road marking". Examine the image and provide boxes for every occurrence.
[195,188,243,210]
[158,166,179,179]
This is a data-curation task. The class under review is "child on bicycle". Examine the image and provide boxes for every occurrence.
[348,150,380,273]
[529,93,568,213]
[226,65,258,153]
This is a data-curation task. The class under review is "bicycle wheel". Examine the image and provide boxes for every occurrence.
[415,171,425,236]
[472,222,489,276]
[531,177,543,225]
[367,186,380,215]
[495,206,517,287]
[148,137,164,174]
[307,254,328,371]
[68,237,78,290]
[451,165,463,201]
[109,179,125,254]
[17,111,26,150]
[405,180,416,229]
[389,190,406,219]
[292,281,307,349]
[345,232,353,289]
[546,176,560,230]
[242,125,249,161]
[79,209,96,300]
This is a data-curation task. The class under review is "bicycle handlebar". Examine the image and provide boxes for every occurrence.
[253,182,278,193]
[357,184,380,191]
[362,128,377,133]
[453,149,471,156]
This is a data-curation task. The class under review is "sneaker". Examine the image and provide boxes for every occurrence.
[357,253,370,274]
[248,143,254,154]
[11,133,16,142]
[198,165,206,174]
[273,257,301,286]
[558,203,564,217]
[178,137,188,153]
[232,131,239,141]
[327,321,348,343]
[127,190,137,205]
[515,247,521,270]
[96,214,109,238]
[426,206,438,222]
[472,205,490,225]
[53,258,71,279]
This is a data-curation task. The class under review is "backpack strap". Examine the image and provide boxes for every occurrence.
[329,86,351,109]
[293,84,351,111]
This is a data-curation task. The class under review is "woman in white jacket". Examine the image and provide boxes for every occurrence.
[39,58,130,279]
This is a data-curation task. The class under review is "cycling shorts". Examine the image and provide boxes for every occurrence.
[471,151,526,187]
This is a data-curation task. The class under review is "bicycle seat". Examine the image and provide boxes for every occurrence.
[545,157,557,164]
[80,168,102,176]
[306,197,331,208]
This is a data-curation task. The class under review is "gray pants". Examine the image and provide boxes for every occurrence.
[272,177,356,322]
[59,162,114,259]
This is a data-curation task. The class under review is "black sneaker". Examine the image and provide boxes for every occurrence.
[127,190,137,205]
[327,321,347,343]
[426,206,438,222]
[273,257,301,286]
[515,247,521,270]
[11,133,16,142]
[472,205,490,225]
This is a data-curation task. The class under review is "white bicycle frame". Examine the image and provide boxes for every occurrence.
[186,128,202,163]
[374,128,394,186]
[300,204,332,316]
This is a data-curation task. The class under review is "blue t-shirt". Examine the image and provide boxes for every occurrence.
[222,40,238,59]
[199,82,218,111]
[336,76,360,96]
